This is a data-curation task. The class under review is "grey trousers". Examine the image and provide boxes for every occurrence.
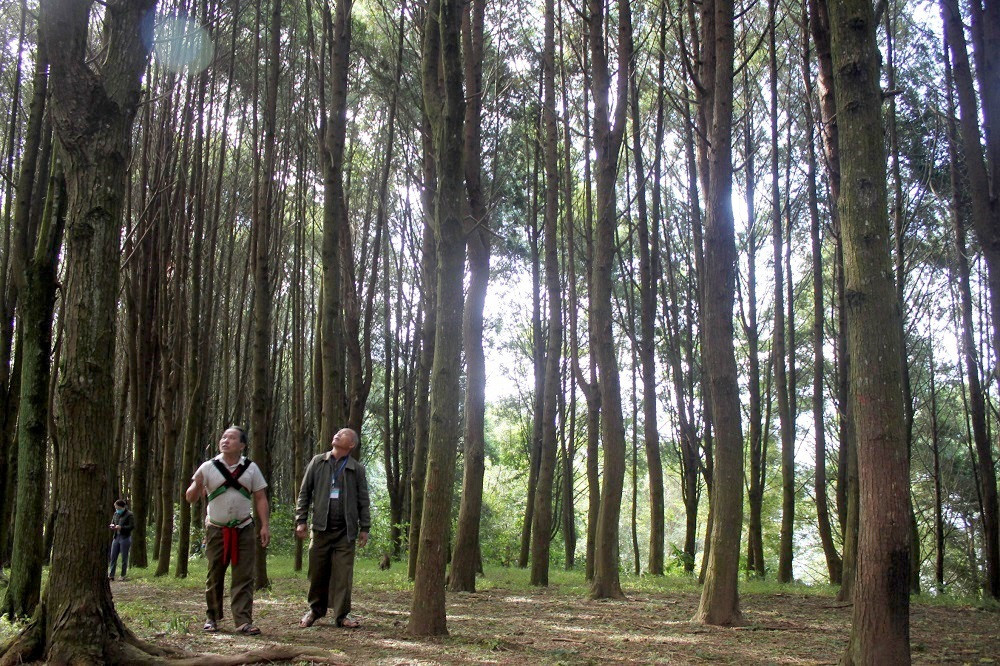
[109,535,131,577]
[307,529,357,623]
[204,523,256,626]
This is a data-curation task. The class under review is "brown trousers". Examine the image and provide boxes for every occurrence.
[307,529,356,623]
[204,523,256,626]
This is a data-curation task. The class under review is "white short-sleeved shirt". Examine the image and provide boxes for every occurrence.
[194,454,267,528]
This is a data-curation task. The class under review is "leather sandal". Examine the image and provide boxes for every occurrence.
[236,623,261,635]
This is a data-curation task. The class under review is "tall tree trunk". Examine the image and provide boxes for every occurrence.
[769,0,794,584]
[407,0,466,635]
[530,0,561,588]
[406,113,436,579]
[808,0,857,600]
[451,0,488,593]
[565,60,600,578]
[0,4,28,548]
[557,3,578,571]
[943,37,982,597]
[741,70,765,579]
[829,0,912,660]
[248,0,283,591]
[928,348,944,592]
[0,0,176,661]
[376,0,407,565]
[628,16,663,577]
[883,5,919,595]
[940,0,1000,600]
[318,0,353,444]
[802,0,841,585]
[176,43,214,578]
[586,0,631,602]
[2,25,53,619]
[693,0,743,625]
[521,125,543,570]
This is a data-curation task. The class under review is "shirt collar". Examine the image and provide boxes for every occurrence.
[214,453,246,469]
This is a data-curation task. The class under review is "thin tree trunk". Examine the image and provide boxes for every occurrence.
[318,0,353,444]
[628,20,664,576]
[406,117,436,579]
[521,115,543,570]
[451,0,489,592]
[586,0,632,602]
[4,129,62,621]
[530,0,561,587]
[407,0,467,635]
[769,0,794,584]
[741,68,765,579]
[1,19,51,619]
[940,0,1000,600]
[883,5,919,595]
[802,0,841,585]
[928,348,944,592]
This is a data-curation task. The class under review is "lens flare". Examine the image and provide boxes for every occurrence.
[153,14,214,74]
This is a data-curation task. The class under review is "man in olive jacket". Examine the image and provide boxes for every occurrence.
[296,427,371,628]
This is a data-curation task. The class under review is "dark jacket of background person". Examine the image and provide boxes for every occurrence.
[296,452,371,541]
[112,509,135,538]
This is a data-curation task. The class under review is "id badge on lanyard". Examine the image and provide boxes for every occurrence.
[329,456,349,499]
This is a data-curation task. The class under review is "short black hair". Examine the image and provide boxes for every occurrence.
[228,425,248,444]
[114,499,127,508]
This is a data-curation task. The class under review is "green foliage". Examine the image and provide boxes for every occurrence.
[266,502,300,557]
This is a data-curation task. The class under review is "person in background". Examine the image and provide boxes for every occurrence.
[108,499,134,581]
[186,425,270,635]
[296,427,370,628]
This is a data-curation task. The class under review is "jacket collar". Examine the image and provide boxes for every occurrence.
[323,450,357,469]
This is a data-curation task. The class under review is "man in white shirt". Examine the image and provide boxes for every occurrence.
[186,425,270,635]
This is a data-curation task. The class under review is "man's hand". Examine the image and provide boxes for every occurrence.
[358,532,369,548]
[185,472,205,504]
[295,523,308,540]
[259,525,271,548]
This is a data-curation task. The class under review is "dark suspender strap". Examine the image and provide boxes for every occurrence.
[207,459,253,501]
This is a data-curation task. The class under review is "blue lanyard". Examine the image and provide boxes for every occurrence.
[332,455,350,487]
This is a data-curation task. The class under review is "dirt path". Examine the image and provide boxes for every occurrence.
[112,573,999,664]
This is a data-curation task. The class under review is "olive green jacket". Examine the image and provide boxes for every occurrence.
[295,451,371,541]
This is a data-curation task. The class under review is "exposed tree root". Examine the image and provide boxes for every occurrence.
[0,601,185,666]
[0,619,44,666]
[165,646,339,665]
[1,621,334,666]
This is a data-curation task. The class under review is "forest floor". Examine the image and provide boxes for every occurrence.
[86,558,1000,665]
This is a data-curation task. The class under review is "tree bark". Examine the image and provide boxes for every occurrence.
[0,0,177,661]
[692,0,743,625]
[407,0,466,635]
[530,0,561,588]
[940,0,1000,600]
[406,118,436,579]
[451,0,489,593]
[829,0,912,660]
[802,0,841,585]
[586,0,632,602]
[628,12,664,577]
[2,25,54,619]
[769,0,794,584]
[317,0,354,444]
[740,68,765,579]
